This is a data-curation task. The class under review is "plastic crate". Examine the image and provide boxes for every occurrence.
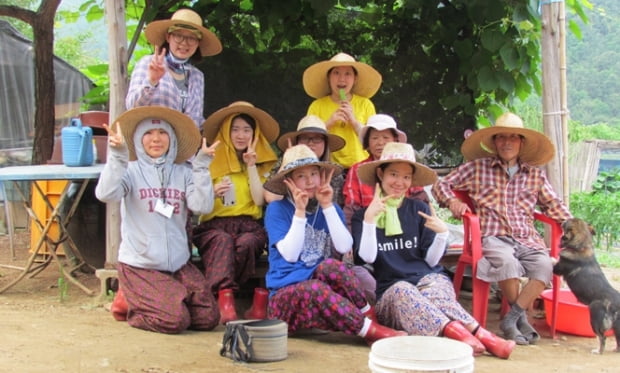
[29,180,69,260]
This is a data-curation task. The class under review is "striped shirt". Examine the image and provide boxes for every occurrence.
[432,157,572,250]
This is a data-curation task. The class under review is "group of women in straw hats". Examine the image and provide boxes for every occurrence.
[94,6,571,360]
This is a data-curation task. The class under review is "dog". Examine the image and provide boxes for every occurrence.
[553,218,620,354]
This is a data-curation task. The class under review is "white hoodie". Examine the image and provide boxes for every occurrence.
[95,120,214,272]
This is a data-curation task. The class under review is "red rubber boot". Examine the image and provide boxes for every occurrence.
[218,289,238,324]
[475,326,516,359]
[442,321,486,356]
[362,305,378,323]
[243,287,269,320]
[111,288,128,321]
[363,321,408,345]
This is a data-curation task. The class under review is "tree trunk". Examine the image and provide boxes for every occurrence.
[30,1,60,165]
[0,0,61,165]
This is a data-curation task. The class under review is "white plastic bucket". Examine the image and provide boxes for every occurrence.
[369,336,474,373]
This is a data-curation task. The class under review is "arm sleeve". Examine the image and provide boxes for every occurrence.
[358,221,378,263]
[537,171,573,222]
[323,205,353,254]
[276,215,306,262]
[247,165,265,206]
[125,56,157,109]
[186,151,215,214]
[431,163,472,207]
[95,144,130,203]
[424,231,449,267]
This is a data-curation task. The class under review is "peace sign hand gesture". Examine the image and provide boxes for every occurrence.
[103,121,125,149]
[201,139,219,158]
[418,203,448,234]
[284,177,309,216]
[364,184,395,224]
[242,136,259,167]
[315,168,335,208]
[148,46,167,86]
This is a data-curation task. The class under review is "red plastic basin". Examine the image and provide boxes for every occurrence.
[541,288,614,338]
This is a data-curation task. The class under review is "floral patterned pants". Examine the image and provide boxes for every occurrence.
[376,273,476,336]
[267,259,368,335]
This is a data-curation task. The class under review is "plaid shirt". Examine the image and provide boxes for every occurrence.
[343,156,375,208]
[126,55,205,128]
[432,157,572,250]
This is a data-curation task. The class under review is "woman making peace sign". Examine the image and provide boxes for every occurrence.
[262,145,406,344]
[125,8,222,128]
[351,142,515,359]
[192,102,279,324]
[95,106,220,333]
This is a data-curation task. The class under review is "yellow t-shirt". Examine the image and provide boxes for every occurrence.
[307,94,375,168]
[199,167,268,222]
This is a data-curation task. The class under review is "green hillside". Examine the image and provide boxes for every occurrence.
[567,0,620,126]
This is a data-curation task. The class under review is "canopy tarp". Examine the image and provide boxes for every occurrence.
[0,20,92,150]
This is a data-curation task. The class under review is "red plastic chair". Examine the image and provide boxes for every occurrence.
[450,190,562,338]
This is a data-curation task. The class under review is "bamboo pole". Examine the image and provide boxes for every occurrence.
[559,1,569,205]
[103,0,128,267]
[541,1,569,204]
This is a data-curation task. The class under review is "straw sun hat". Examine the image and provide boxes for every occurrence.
[302,52,382,99]
[276,115,345,152]
[144,8,222,57]
[357,142,437,187]
[113,106,200,164]
[358,114,407,146]
[460,112,555,166]
[263,144,342,195]
[202,101,280,144]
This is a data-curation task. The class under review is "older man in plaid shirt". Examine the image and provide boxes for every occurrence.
[432,112,572,346]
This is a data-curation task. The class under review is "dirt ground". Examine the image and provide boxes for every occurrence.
[1,232,619,373]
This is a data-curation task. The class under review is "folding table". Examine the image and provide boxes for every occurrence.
[0,164,104,295]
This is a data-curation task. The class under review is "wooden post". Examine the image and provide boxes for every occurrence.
[541,0,569,205]
[103,0,128,268]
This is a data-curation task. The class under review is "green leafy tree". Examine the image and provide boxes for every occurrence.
[0,0,62,165]
[119,0,588,165]
[5,0,594,164]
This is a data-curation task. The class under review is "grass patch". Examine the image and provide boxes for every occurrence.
[596,248,620,269]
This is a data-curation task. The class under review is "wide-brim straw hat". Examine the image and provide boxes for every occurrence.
[202,101,280,143]
[144,8,222,57]
[460,112,555,166]
[302,52,382,99]
[276,115,345,152]
[263,144,342,195]
[113,106,200,164]
[357,142,437,187]
[358,114,407,145]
